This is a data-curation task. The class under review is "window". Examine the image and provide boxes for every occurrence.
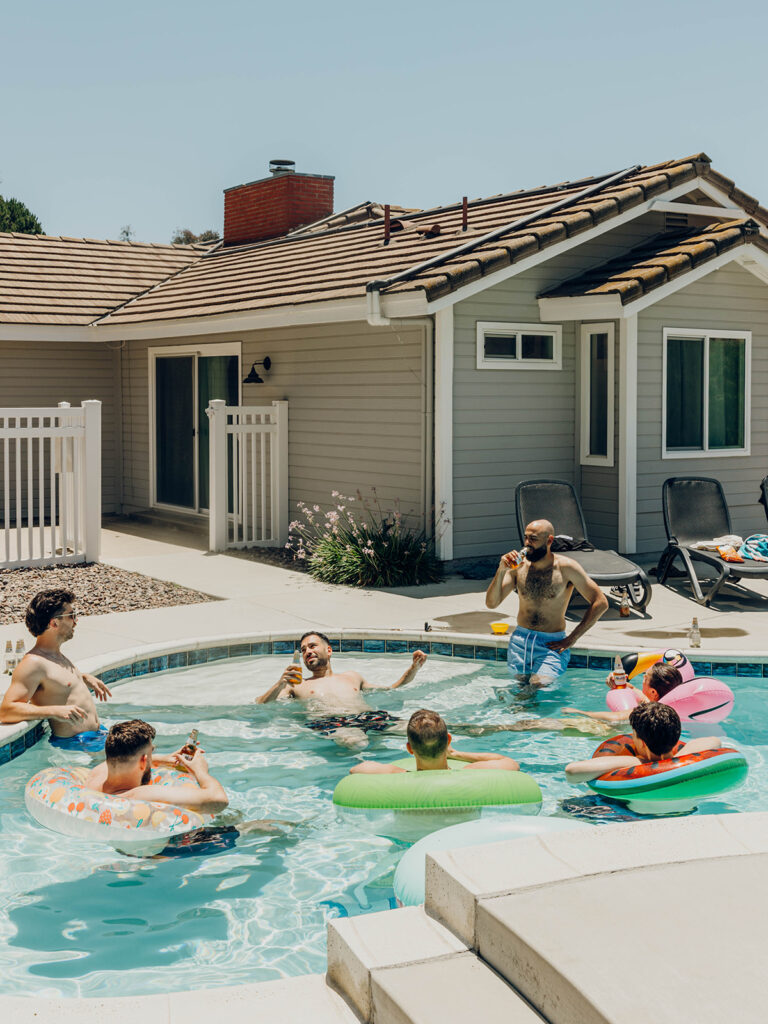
[580,323,614,466]
[662,329,750,458]
[476,322,562,370]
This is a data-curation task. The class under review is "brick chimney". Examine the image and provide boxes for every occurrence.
[223,160,334,245]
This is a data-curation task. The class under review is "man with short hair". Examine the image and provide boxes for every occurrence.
[561,661,683,727]
[256,630,427,749]
[0,589,112,751]
[564,703,721,783]
[350,709,520,774]
[86,719,229,814]
[485,519,608,686]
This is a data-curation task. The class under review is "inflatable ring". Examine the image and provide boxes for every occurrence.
[25,765,214,853]
[607,651,734,723]
[588,737,747,814]
[394,815,589,906]
[333,757,542,842]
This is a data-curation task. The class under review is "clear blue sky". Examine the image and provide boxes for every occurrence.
[3,0,766,243]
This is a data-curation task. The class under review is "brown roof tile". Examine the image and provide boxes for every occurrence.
[541,219,765,304]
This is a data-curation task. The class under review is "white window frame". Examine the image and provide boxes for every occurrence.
[661,327,751,459]
[476,321,562,370]
[580,322,615,467]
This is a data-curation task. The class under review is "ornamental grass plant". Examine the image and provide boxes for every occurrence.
[287,490,444,588]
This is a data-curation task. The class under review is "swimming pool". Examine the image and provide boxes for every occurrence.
[0,650,765,997]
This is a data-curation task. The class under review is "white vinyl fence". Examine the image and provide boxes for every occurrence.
[0,401,101,568]
[206,400,288,552]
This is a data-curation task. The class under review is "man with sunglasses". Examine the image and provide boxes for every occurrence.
[0,589,112,751]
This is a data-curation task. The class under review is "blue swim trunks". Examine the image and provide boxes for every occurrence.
[49,725,108,752]
[506,627,570,681]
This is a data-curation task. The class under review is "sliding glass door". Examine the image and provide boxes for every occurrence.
[153,347,240,512]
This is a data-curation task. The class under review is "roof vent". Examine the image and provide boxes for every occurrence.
[665,212,689,232]
[270,159,295,176]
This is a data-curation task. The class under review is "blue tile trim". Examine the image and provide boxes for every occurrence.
[207,646,229,663]
[114,664,132,682]
[474,645,496,661]
[101,668,118,686]
[340,639,363,652]
[588,656,611,672]
[150,656,169,673]
[431,642,453,657]
[0,745,10,764]
[250,642,272,655]
[385,640,407,653]
[228,643,251,659]
[689,661,712,676]
[169,651,188,669]
[132,659,150,677]
[273,640,294,655]
[409,641,430,653]
[496,646,507,662]
[454,644,475,659]
[569,654,588,668]
[363,639,386,653]
[738,662,762,677]
[711,661,739,677]
[188,649,209,665]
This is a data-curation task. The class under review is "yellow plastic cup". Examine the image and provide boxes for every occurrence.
[490,622,510,635]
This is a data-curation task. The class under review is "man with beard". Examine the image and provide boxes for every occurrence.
[85,719,229,813]
[256,631,427,749]
[486,519,607,687]
[0,588,112,751]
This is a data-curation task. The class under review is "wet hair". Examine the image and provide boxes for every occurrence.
[407,709,449,760]
[299,631,332,648]
[646,662,682,698]
[105,720,156,762]
[25,589,76,637]
[629,702,681,757]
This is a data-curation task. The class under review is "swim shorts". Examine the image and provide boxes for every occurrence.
[306,710,401,736]
[49,724,108,752]
[160,825,239,858]
[506,627,570,681]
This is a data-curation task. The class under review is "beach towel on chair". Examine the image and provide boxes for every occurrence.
[739,534,768,562]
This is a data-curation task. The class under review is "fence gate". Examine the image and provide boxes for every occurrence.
[0,401,102,569]
[206,400,288,551]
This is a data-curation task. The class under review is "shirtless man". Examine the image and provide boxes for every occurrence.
[0,589,112,751]
[256,631,427,749]
[486,519,608,687]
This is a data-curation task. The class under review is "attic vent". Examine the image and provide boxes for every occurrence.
[665,212,689,231]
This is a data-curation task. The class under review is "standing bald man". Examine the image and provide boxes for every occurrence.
[485,519,608,687]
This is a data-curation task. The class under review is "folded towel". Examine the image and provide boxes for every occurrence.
[690,534,743,551]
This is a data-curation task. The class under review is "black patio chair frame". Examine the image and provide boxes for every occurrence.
[658,475,768,606]
[514,478,652,610]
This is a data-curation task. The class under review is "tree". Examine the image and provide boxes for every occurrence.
[0,195,43,234]
[171,227,220,245]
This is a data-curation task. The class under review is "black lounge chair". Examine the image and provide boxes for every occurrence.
[514,479,651,610]
[658,476,768,606]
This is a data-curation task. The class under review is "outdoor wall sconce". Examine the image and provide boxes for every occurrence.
[243,357,271,384]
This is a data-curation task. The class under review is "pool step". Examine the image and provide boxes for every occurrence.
[326,905,537,1023]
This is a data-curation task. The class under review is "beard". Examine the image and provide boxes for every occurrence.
[526,543,548,563]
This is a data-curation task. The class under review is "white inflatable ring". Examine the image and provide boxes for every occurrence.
[25,765,213,852]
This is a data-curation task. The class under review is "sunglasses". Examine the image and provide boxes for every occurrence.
[54,611,79,622]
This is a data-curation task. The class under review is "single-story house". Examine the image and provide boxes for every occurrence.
[2,151,768,562]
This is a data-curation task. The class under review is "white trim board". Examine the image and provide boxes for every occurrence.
[475,321,563,370]
[579,322,615,467]
[433,307,454,561]
[618,316,637,553]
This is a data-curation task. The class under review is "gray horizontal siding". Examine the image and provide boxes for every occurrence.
[451,214,663,560]
[0,340,119,514]
[121,322,427,530]
[636,262,768,554]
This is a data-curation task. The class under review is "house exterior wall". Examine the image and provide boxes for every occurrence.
[636,262,768,554]
[120,321,428,528]
[0,340,120,514]
[450,213,664,561]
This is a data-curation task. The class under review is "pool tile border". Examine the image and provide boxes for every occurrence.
[1,629,765,764]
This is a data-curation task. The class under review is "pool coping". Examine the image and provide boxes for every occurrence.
[1,626,766,759]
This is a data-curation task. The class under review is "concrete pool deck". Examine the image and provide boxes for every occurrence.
[2,524,767,1022]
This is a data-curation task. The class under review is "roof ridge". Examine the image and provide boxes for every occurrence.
[0,230,203,252]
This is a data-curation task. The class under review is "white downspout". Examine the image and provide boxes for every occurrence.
[434,306,454,561]
[618,314,638,553]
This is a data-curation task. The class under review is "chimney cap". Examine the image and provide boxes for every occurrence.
[269,159,295,176]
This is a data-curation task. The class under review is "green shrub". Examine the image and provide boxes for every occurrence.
[287,490,444,588]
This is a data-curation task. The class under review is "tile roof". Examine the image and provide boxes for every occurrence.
[100,154,717,324]
[541,219,767,304]
[0,234,205,325]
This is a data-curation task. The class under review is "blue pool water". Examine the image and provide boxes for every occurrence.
[0,652,765,997]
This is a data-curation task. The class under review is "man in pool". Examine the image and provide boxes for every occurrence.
[560,661,684,726]
[0,589,112,751]
[256,631,428,749]
[485,519,608,687]
[350,708,520,774]
[564,703,721,783]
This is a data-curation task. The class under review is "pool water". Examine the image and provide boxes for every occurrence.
[0,652,765,997]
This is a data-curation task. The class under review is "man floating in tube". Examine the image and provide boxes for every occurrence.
[486,519,608,688]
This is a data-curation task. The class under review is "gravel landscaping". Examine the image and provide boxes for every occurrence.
[0,563,216,625]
